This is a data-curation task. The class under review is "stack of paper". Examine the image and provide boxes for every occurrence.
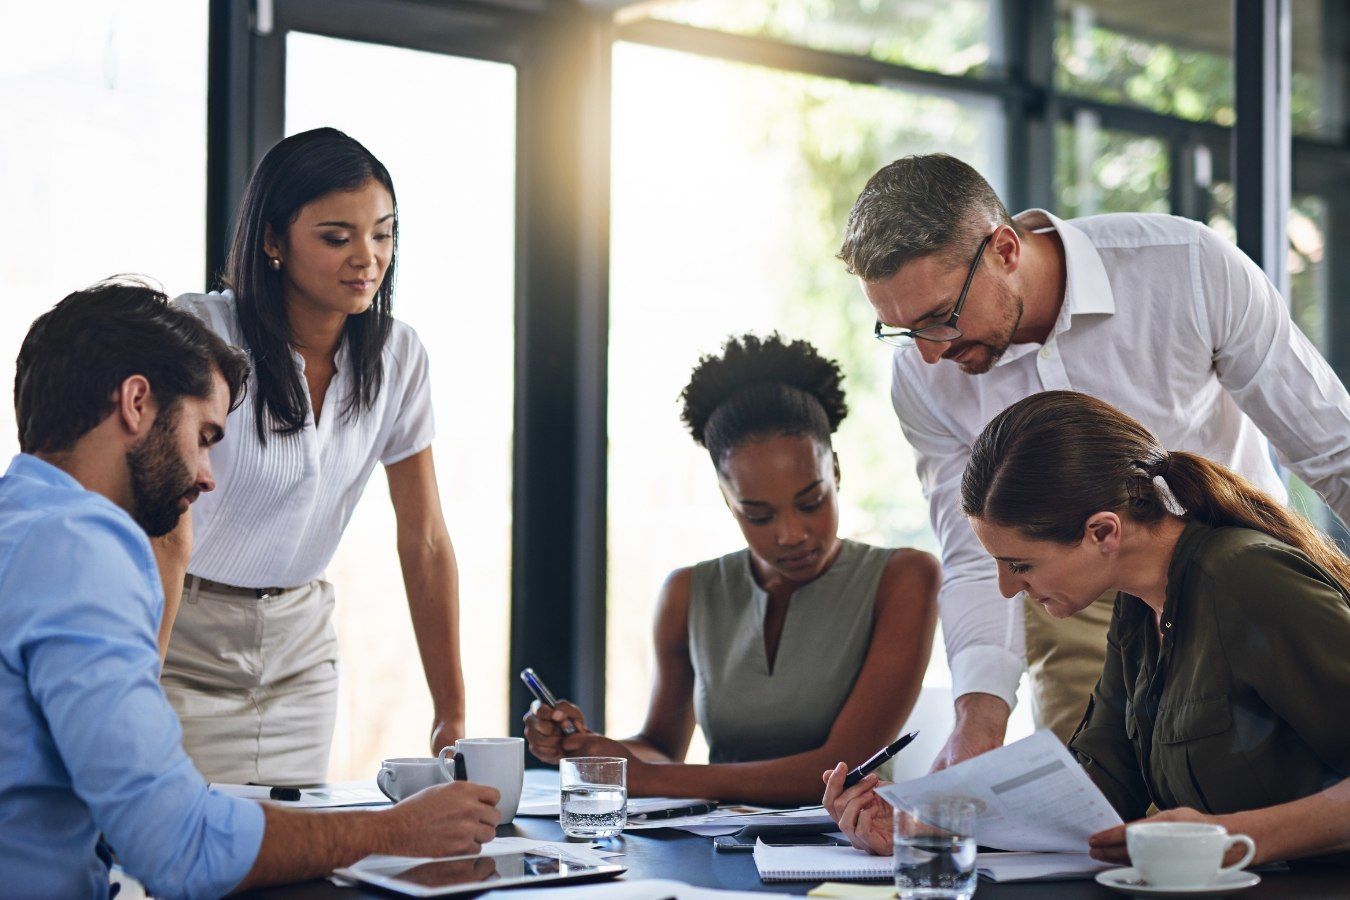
[210,780,389,808]
[975,852,1116,882]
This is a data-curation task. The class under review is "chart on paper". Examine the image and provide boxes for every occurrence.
[877,730,1122,851]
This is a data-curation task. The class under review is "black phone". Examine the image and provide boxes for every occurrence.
[712,821,844,853]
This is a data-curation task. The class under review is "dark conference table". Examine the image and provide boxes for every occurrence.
[243,775,1350,899]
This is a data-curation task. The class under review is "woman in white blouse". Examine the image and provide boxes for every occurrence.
[155,128,465,784]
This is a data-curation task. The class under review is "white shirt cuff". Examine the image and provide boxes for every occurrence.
[949,645,1024,710]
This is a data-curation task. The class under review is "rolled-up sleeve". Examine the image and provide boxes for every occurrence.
[1196,226,1350,525]
[891,354,1024,708]
[11,510,264,900]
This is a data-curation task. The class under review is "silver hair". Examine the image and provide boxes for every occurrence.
[838,153,1016,281]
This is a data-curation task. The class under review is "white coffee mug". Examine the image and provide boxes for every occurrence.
[1126,821,1257,888]
[438,737,525,823]
[376,757,450,802]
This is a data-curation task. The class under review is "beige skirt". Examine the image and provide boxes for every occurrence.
[162,576,339,785]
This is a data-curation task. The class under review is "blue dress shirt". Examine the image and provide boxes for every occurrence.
[0,454,264,899]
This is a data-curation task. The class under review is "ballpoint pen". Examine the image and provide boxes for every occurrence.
[843,731,919,788]
[520,667,578,735]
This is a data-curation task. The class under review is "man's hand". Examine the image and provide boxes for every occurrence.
[821,763,893,856]
[430,716,465,756]
[381,780,501,858]
[930,692,1009,772]
[522,699,588,765]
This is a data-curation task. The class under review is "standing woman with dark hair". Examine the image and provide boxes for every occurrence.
[825,390,1350,865]
[155,127,466,785]
[523,334,939,804]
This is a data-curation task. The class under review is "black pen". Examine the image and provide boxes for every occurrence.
[631,801,719,821]
[520,667,578,736]
[842,731,919,789]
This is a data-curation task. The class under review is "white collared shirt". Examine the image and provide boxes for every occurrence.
[891,210,1350,708]
[177,292,435,588]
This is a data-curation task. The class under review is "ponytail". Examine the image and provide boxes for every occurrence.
[1162,451,1350,592]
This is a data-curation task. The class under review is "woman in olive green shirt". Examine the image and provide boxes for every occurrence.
[822,390,1350,865]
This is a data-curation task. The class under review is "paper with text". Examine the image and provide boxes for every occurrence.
[876,729,1122,852]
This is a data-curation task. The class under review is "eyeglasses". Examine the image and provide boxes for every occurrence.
[873,233,993,348]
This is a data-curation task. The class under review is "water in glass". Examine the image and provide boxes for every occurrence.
[560,783,627,838]
[894,833,977,899]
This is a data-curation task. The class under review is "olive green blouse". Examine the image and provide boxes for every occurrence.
[1070,521,1350,824]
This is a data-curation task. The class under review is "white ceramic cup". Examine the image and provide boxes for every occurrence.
[1126,821,1257,888]
[438,737,525,823]
[376,757,450,802]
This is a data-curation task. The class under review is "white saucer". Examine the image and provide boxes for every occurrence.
[1095,867,1261,896]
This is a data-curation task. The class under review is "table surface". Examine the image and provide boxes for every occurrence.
[241,774,1349,899]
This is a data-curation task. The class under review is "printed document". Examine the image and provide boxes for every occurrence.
[876,729,1122,851]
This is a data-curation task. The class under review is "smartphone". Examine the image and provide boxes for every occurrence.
[713,833,845,853]
[519,667,577,735]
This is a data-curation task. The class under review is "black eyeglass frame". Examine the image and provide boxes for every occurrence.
[873,232,994,347]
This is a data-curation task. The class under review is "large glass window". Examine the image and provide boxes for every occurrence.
[0,1,207,458]
[1054,0,1235,125]
[285,33,516,780]
[643,0,1002,76]
[1054,119,1169,217]
[607,41,1014,756]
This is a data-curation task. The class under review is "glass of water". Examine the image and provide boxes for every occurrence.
[893,797,978,900]
[559,756,627,838]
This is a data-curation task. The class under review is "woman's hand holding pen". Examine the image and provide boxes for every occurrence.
[522,699,589,764]
[822,762,894,856]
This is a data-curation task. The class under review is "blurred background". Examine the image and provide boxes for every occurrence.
[2,0,1346,781]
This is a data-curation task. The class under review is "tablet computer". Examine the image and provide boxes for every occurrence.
[334,849,627,897]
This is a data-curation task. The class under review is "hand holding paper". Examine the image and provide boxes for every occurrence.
[876,730,1122,852]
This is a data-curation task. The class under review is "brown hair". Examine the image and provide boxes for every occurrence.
[961,390,1350,592]
[838,153,1017,281]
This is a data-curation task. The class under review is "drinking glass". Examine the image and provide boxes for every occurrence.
[559,756,627,838]
[893,798,979,900]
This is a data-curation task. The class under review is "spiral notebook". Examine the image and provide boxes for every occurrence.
[753,841,890,882]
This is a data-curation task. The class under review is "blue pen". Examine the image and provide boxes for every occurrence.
[842,731,919,788]
[520,667,578,736]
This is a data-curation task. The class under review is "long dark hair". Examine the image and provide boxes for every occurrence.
[961,390,1350,592]
[223,127,397,442]
[679,333,848,472]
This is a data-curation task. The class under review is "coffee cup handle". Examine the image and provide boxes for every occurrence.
[376,766,397,802]
[437,747,467,782]
[1217,834,1257,876]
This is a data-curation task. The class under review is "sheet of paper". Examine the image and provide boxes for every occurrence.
[807,883,896,898]
[975,851,1118,882]
[478,879,794,899]
[876,730,1122,852]
[518,784,716,820]
[626,805,833,835]
[210,779,390,808]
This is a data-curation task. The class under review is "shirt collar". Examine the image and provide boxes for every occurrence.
[1016,208,1116,317]
[991,210,1114,368]
[4,453,87,492]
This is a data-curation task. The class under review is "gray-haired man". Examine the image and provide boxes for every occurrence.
[841,153,1350,769]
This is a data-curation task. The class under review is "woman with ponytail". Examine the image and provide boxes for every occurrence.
[522,334,939,804]
[824,389,1350,865]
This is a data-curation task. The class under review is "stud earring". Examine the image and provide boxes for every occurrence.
[269,257,282,271]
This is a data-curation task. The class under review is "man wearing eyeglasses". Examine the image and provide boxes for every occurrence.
[840,153,1350,770]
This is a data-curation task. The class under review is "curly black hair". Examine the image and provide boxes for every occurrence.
[679,333,847,469]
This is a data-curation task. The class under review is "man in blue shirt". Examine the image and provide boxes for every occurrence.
[0,281,500,898]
